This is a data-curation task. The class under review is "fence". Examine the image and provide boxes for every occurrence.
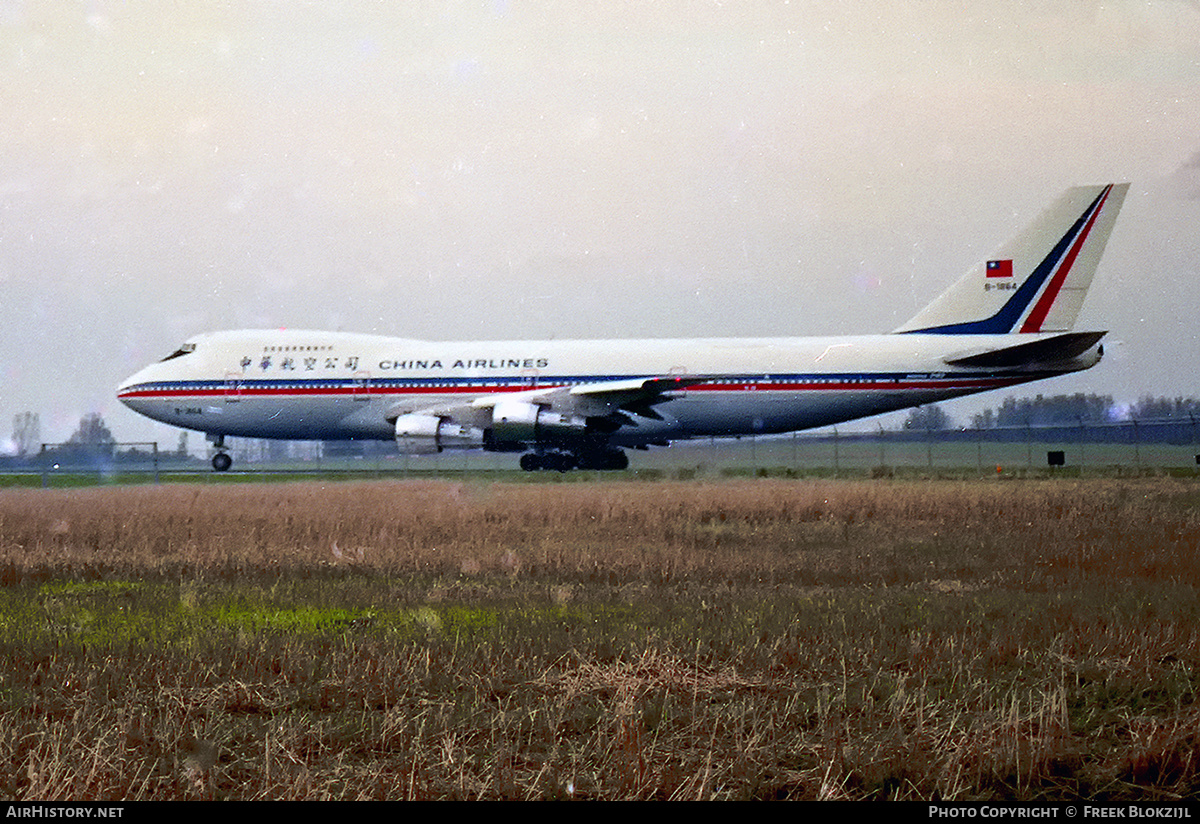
[1,443,169,486]
[658,426,1200,475]
[2,419,1198,483]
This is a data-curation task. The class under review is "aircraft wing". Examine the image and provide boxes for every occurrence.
[566,375,710,415]
[387,375,710,424]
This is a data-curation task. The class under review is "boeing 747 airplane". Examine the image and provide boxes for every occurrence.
[118,183,1128,471]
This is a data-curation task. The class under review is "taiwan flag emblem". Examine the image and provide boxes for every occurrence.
[986,259,1013,278]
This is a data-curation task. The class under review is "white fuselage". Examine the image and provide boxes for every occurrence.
[117,329,1099,447]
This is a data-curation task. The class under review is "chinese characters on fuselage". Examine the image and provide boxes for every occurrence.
[240,355,550,372]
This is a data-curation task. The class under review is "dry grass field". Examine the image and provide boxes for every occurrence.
[1,477,1198,800]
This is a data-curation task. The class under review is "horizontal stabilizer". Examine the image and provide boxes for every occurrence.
[943,331,1106,368]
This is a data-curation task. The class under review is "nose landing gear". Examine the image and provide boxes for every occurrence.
[207,433,232,472]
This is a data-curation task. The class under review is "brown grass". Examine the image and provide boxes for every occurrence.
[1,477,1198,799]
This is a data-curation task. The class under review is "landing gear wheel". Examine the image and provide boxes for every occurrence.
[545,452,576,472]
[577,449,629,471]
[212,452,233,472]
[519,451,579,472]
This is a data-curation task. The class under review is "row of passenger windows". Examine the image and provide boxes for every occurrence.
[143,376,952,392]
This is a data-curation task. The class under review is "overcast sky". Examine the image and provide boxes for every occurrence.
[3,1,1200,444]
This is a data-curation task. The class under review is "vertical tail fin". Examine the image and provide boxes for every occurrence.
[894,183,1128,334]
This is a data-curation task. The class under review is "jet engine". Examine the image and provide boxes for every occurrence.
[394,413,484,454]
[490,400,587,445]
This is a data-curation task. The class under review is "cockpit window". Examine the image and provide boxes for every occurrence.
[160,342,197,362]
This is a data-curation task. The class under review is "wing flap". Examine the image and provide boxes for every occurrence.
[569,375,709,399]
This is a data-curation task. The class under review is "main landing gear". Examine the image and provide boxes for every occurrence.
[207,434,232,472]
[519,449,629,472]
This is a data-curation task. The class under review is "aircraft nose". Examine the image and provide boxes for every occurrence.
[117,368,143,402]
[117,365,157,414]
[117,380,141,414]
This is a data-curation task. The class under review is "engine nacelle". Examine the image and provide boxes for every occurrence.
[394,414,483,454]
[490,400,587,445]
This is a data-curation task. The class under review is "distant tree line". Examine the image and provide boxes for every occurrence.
[3,413,197,467]
[970,394,1200,429]
[903,393,1200,434]
[970,394,1116,429]
[901,405,954,432]
[1124,395,1200,421]
[11,412,39,456]
[65,412,116,449]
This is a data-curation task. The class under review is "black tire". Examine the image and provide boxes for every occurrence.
[579,449,628,470]
[212,452,233,472]
[519,452,540,472]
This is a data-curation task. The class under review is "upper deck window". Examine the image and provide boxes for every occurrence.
[159,343,197,362]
